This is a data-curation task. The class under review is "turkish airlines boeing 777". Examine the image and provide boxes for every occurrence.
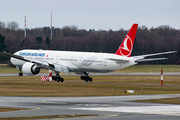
[2,24,176,82]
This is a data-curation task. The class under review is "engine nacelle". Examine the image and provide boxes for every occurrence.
[22,62,40,75]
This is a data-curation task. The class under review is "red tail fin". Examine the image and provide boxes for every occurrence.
[115,24,138,57]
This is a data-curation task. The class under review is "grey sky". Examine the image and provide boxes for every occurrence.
[0,0,180,30]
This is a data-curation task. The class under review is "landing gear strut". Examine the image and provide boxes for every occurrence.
[80,72,92,82]
[52,72,64,82]
[18,67,23,76]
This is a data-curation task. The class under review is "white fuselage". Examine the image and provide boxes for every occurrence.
[11,49,137,73]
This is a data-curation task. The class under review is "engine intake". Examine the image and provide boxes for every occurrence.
[22,62,40,75]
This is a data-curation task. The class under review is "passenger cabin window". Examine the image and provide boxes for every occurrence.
[35,57,44,60]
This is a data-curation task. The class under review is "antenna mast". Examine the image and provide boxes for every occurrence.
[51,12,52,40]
[24,16,26,38]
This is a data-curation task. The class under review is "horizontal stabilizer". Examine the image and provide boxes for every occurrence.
[134,51,177,58]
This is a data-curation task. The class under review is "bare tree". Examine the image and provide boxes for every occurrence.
[7,21,19,30]
[0,21,6,29]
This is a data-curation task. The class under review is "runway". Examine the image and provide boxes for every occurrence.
[1,72,180,77]
[0,94,180,120]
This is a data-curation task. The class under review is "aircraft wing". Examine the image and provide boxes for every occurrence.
[2,52,69,73]
[133,51,177,62]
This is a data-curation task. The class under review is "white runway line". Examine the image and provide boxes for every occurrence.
[72,105,180,116]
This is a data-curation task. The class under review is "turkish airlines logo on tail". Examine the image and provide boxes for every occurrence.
[119,35,133,57]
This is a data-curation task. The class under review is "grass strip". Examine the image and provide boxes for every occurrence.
[0,114,98,120]
[0,76,180,97]
[133,97,180,104]
[0,108,29,112]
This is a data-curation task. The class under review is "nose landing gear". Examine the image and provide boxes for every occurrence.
[18,67,23,76]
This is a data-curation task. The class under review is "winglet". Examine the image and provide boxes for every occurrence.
[115,24,138,57]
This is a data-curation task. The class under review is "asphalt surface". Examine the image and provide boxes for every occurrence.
[1,72,180,77]
[0,94,180,120]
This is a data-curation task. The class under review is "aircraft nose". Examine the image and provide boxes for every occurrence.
[10,57,16,65]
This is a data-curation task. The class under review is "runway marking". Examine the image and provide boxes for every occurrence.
[42,99,67,104]
[71,105,180,116]
[36,107,41,110]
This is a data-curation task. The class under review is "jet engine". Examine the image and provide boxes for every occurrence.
[22,62,40,75]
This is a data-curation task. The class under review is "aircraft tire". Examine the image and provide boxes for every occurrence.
[57,77,60,82]
[89,78,92,82]
[18,73,23,76]
[81,76,84,80]
[61,78,64,82]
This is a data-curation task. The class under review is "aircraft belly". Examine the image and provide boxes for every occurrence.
[118,61,137,69]
[72,61,119,73]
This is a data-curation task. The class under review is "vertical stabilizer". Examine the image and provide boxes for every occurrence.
[115,24,138,57]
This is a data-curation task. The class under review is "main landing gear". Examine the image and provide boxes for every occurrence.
[80,72,93,82]
[52,72,64,82]
[18,67,23,76]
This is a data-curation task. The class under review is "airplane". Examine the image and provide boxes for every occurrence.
[2,24,176,82]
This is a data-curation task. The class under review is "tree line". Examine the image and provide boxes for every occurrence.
[0,21,180,64]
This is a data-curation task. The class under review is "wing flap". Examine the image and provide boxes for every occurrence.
[54,64,69,73]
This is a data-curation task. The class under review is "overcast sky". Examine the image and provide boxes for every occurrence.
[1,0,180,30]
